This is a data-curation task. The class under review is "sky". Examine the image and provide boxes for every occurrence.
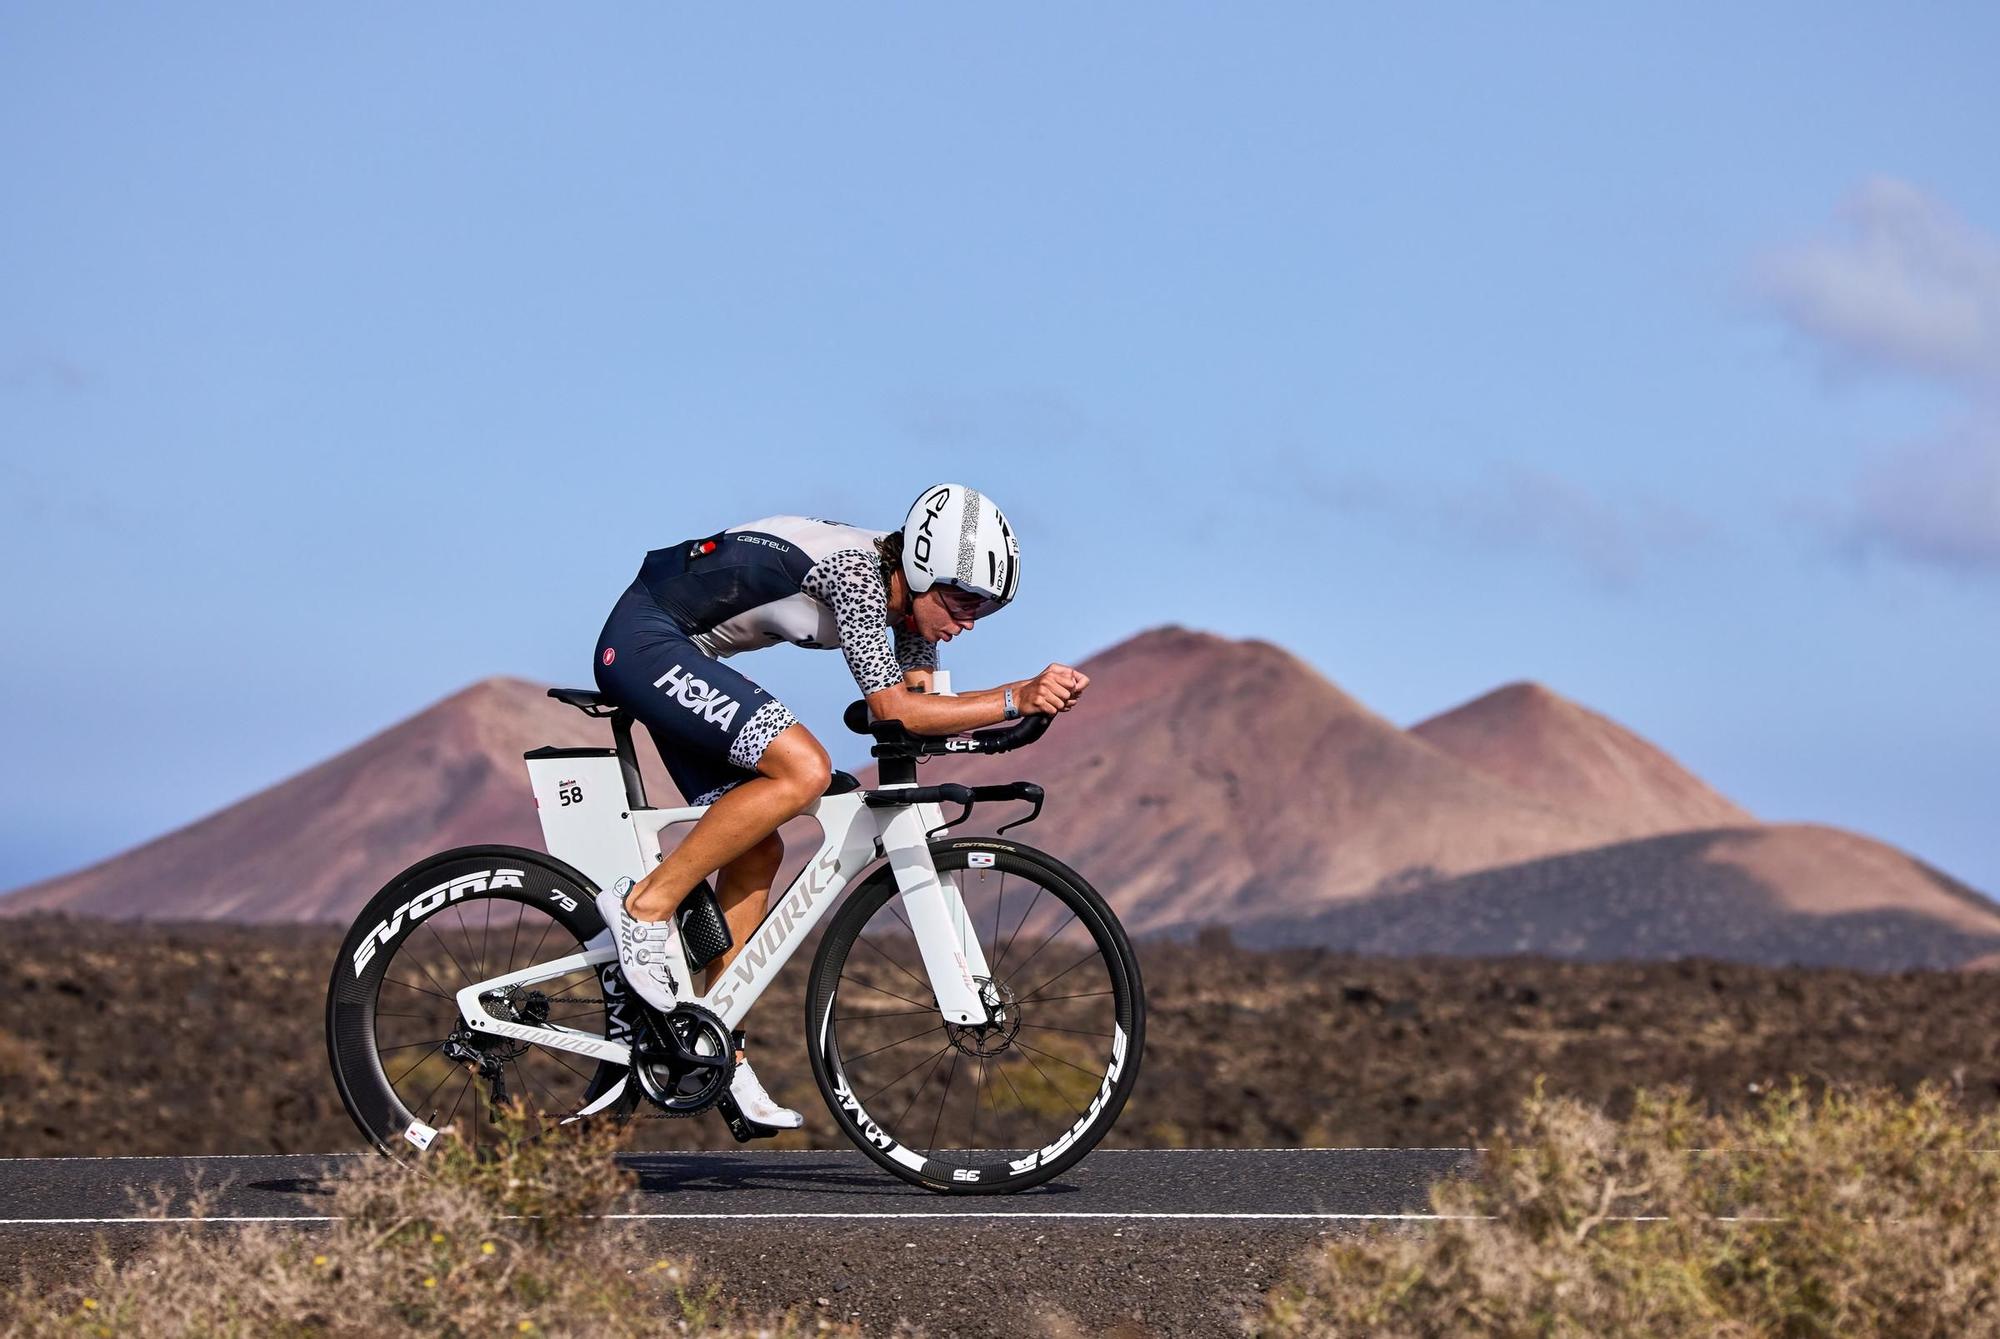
[4,5,1997,897]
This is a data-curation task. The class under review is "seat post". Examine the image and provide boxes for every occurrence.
[609,710,649,809]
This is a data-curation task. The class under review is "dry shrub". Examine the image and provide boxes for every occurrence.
[1257,1082,2000,1338]
[1,1105,861,1338]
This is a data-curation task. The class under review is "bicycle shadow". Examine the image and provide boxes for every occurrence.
[618,1152,1082,1201]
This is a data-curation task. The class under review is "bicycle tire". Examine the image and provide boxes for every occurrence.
[805,837,1145,1194]
[326,845,639,1157]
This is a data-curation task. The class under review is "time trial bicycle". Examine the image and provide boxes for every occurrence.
[325,689,1145,1194]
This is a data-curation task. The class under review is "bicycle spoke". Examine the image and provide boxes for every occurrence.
[1015,1048,1083,1122]
[925,1049,962,1153]
[1003,910,1079,985]
[426,921,479,989]
[844,1024,945,1064]
[506,904,526,977]
[1016,988,1115,1005]
[479,898,495,982]
[1021,1022,1115,1039]
[390,1043,444,1088]
[381,975,454,1002]
[378,1037,449,1054]
[451,904,484,984]
[1015,940,1100,1003]
[852,934,934,998]
[403,952,462,1006]
[888,1046,953,1135]
[970,1056,986,1153]
[860,1041,953,1108]
[412,1057,462,1120]
[440,1070,475,1133]
[527,915,557,974]
[990,874,1005,969]
[995,1057,1037,1117]
[839,977,934,1012]
[1015,1038,1107,1080]
[835,1006,937,1021]
[994,885,1043,975]
[542,1049,595,1083]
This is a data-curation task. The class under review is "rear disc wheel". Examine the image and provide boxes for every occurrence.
[326,847,638,1157]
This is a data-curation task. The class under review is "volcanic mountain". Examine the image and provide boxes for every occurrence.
[1411,681,1753,840]
[901,628,1628,933]
[1236,825,2000,971]
[0,678,682,922]
[6,626,1995,969]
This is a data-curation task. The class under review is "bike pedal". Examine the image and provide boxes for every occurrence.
[714,1093,784,1143]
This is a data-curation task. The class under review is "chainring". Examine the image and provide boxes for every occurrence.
[631,1002,736,1118]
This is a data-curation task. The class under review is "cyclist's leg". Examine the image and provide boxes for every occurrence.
[629,725,827,921]
[708,831,784,982]
[594,589,830,923]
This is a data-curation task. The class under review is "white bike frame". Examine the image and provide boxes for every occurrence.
[450,755,996,1114]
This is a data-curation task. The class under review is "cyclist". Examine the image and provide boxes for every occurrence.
[590,483,1090,1130]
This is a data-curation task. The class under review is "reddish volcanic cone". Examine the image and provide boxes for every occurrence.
[894,627,1621,934]
[1412,681,1752,841]
[1,678,678,923]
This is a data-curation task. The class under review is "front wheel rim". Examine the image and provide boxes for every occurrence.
[814,849,1139,1188]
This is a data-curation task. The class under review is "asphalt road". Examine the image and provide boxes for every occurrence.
[0,1147,1472,1224]
[0,1149,1477,1336]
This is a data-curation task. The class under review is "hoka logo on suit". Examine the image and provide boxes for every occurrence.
[652,664,740,730]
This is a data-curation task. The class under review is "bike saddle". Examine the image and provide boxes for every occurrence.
[547,687,618,716]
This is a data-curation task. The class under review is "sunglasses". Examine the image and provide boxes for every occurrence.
[935,582,1006,621]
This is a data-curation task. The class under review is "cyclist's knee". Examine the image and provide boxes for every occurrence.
[757,725,830,810]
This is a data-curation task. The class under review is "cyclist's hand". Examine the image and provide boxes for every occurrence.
[1018,663,1090,715]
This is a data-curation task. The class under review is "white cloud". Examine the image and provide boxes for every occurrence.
[1759,180,2000,573]
[1848,425,2000,570]
[1756,177,2000,389]
[1285,456,1708,590]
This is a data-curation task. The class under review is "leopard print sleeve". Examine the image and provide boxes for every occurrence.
[800,548,904,696]
[894,624,938,674]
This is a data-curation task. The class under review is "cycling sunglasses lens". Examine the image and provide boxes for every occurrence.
[940,584,1003,619]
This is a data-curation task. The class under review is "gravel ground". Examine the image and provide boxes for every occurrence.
[0,1219,1327,1336]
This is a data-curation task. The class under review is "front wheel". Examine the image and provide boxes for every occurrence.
[805,838,1146,1194]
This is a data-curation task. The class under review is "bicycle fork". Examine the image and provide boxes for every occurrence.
[881,803,995,1026]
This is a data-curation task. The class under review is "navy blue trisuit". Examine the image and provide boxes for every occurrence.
[593,516,936,805]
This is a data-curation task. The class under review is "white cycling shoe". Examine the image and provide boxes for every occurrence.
[729,1056,803,1129]
[595,878,680,1013]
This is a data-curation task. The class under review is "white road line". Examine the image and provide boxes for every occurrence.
[0,1211,1455,1226]
[0,1148,1479,1164]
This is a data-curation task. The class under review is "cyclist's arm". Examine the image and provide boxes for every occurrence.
[865,680,1017,734]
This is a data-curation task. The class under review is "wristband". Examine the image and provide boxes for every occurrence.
[1003,685,1021,720]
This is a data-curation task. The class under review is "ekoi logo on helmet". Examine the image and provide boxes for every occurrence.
[601,647,616,667]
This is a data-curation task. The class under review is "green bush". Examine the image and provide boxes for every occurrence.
[1257,1082,2000,1338]
[2,1105,860,1338]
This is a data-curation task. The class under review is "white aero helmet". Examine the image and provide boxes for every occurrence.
[900,483,1020,618]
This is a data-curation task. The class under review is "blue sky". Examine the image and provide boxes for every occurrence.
[5,5,1997,896]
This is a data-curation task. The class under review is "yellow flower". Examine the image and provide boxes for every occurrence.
[423,1276,437,1289]
[517,1323,535,1333]
[81,1299,98,1310]
[481,1241,496,1256]
[430,1232,445,1244]
[313,1255,329,1267]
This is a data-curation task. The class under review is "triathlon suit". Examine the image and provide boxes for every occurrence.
[593,516,937,805]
